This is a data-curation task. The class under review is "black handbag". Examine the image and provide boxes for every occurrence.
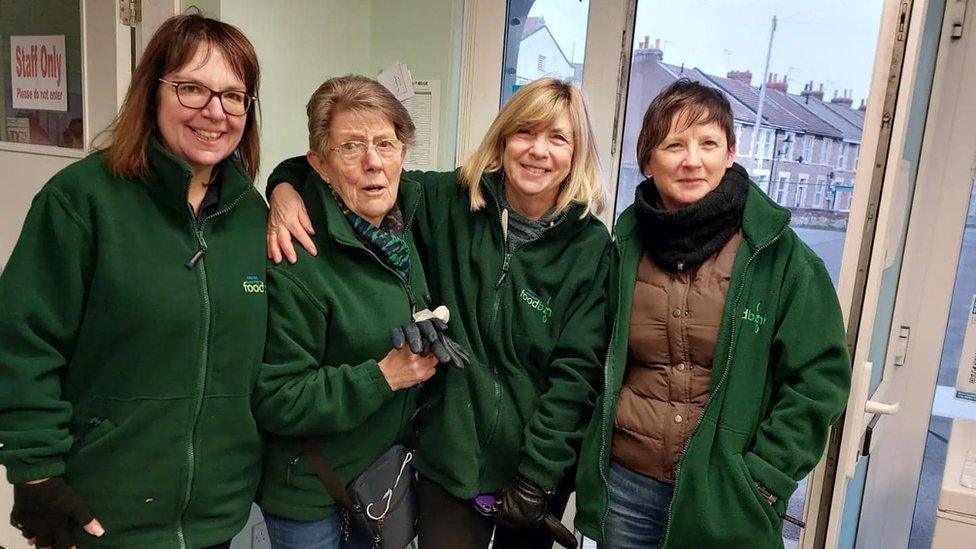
[302,441,417,549]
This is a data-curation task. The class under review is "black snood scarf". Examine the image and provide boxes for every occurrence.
[633,164,750,273]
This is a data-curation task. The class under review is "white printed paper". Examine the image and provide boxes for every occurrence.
[402,80,440,172]
[378,62,415,101]
[10,35,67,111]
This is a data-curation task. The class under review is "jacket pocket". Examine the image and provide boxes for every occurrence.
[731,452,781,529]
[72,417,117,455]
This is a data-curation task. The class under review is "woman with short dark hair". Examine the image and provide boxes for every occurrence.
[574,78,852,548]
[0,15,265,548]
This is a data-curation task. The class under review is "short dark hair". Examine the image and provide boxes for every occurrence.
[636,79,735,175]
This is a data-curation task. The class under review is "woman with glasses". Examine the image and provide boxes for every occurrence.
[264,77,610,549]
[250,75,440,549]
[0,15,266,548]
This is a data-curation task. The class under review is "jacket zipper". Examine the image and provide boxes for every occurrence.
[658,225,788,548]
[598,237,623,534]
[478,181,567,480]
[176,185,251,549]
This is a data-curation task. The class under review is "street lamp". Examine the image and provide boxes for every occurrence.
[768,132,795,202]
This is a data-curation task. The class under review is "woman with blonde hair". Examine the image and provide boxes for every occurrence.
[265,77,611,548]
[0,14,266,548]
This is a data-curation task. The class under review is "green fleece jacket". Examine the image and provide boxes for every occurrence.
[0,143,268,548]
[253,171,430,521]
[574,182,851,548]
[268,158,610,499]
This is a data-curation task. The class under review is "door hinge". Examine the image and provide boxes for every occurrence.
[120,0,142,27]
[892,325,910,366]
[951,0,969,39]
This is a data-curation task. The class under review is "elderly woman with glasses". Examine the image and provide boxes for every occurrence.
[264,77,610,549]
[250,75,440,549]
[0,15,266,548]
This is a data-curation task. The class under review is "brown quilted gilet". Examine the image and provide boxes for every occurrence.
[610,231,742,483]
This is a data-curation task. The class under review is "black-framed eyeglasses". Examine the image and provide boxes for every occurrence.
[158,78,256,116]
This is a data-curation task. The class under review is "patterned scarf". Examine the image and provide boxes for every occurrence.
[328,185,411,282]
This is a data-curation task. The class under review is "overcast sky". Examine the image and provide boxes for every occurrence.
[529,0,883,104]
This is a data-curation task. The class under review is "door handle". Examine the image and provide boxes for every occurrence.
[865,400,900,415]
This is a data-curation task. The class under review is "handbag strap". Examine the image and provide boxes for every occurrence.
[300,439,358,510]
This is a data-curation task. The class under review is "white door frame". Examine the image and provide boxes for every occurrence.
[839,1,976,546]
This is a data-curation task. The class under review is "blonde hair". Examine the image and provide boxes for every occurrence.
[306,75,415,153]
[459,78,605,217]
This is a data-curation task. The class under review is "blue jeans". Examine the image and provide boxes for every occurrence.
[263,511,373,549]
[600,461,675,549]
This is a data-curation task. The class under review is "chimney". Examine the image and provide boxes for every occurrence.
[727,70,752,86]
[634,35,664,62]
[766,72,788,93]
[801,81,825,101]
[830,89,854,107]
[858,98,867,112]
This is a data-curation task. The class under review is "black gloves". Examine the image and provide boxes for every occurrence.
[391,307,471,369]
[11,477,100,549]
[496,475,578,549]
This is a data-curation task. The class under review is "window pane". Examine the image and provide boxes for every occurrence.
[1,0,83,149]
[500,0,589,106]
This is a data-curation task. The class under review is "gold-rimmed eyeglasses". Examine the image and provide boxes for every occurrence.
[158,78,256,116]
[328,139,403,161]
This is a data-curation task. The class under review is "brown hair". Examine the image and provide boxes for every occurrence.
[306,75,415,153]
[459,78,605,217]
[636,78,735,175]
[97,15,261,180]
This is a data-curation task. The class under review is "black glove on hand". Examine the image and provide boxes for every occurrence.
[391,308,471,369]
[496,475,578,549]
[11,477,99,549]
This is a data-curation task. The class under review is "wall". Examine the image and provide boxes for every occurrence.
[366,0,463,170]
[219,0,374,194]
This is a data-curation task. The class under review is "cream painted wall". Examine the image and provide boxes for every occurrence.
[219,0,374,194]
[368,0,463,170]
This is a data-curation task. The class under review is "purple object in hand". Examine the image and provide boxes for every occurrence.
[473,493,499,517]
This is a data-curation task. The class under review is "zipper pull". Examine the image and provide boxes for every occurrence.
[185,247,206,269]
[779,512,806,528]
[186,230,209,269]
[501,208,509,242]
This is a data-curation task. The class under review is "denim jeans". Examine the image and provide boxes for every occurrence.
[600,461,676,549]
[263,511,373,549]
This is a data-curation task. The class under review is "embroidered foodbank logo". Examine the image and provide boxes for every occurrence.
[741,302,768,334]
[242,275,265,293]
[520,288,552,323]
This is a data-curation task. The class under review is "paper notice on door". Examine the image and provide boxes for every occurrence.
[956,295,976,402]
[402,80,439,172]
[378,62,415,102]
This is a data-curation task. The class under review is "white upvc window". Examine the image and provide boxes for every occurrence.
[815,175,827,208]
[775,171,790,204]
[759,128,775,159]
[837,143,847,169]
[820,138,833,165]
[802,135,815,162]
[734,123,743,154]
[784,132,796,161]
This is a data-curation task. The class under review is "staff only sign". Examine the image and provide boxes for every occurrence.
[11,35,67,111]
